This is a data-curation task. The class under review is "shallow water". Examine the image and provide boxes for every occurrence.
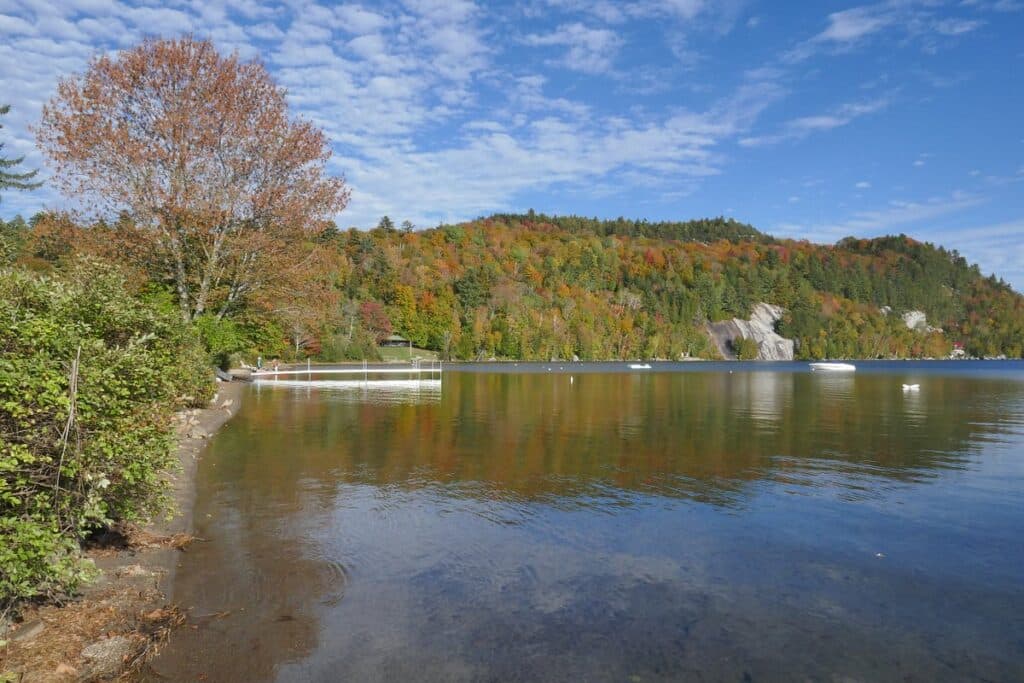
[148,362,1024,682]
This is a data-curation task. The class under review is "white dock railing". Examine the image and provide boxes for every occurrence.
[252,359,442,381]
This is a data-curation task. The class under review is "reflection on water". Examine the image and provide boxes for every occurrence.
[254,378,442,404]
[148,365,1024,682]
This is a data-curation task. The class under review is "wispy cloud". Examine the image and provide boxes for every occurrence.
[933,18,986,35]
[784,1,988,62]
[817,5,894,43]
[774,191,984,242]
[739,98,891,147]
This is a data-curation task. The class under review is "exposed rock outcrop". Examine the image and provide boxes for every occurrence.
[902,310,942,333]
[707,303,794,361]
[902,310,927,330]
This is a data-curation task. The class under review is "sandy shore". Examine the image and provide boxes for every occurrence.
[0,381,244,682]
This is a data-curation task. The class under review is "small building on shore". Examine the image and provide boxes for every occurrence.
[380,334,411,348]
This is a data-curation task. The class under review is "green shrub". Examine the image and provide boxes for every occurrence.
[320,328,381,361]
[193,314,247,369]
[731,336,761,360]
[0,260,213,608]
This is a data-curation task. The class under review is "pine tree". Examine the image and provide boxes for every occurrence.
[0,105,42,200]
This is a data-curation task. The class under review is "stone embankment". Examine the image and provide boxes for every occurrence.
[707,302,795,361]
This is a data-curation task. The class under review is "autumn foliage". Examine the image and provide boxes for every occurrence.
[35,36,350,322]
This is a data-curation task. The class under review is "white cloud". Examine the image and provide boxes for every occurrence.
[335,5,389,34]
[855,181,871,189]
[739,98,890,147]
[774,191,984,242]
[0,13,40,35]
[247,22,285,41]
[0,0,794,228]
[347,33,388,60]
[933,18,985,35]
[784,2,992,63]
[523,23,623,74]
[817,6,893,43]
[656,0,706,21]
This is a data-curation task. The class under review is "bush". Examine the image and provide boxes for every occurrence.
[320,328,382,361]
[731,336,761,360]
[193,314,247,369]
[0,260,213,608]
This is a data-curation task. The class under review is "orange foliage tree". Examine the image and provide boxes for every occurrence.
[36,36,350,322]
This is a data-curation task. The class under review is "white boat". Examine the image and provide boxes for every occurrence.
[629,363,652,370]
[902,383,920,391]
[809,362,856,372]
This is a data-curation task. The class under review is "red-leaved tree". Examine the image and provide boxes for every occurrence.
[36,36,350,322]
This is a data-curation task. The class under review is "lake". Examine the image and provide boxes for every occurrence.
[146,362,1024,682]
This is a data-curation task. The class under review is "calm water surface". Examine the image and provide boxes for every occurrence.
[148,362,1024,682]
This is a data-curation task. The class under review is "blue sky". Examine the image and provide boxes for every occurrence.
[1,0,1023,287]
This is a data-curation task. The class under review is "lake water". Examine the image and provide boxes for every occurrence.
[146,362,1024,682]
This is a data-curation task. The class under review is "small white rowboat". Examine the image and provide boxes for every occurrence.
[809,362,856,372]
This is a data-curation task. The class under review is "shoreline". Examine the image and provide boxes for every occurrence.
[0,381,244,681]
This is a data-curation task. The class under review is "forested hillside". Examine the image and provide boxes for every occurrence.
[324,214,1022,360]
[4,212,1022,361]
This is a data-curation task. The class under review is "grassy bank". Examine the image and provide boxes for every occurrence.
[378,346,440,362]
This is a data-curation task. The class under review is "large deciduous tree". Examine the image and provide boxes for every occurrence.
[36,37,350,322]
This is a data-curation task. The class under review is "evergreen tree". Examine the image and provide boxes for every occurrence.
[0,105,42,200]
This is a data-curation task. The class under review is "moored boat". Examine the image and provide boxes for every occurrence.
[809,362,856,372]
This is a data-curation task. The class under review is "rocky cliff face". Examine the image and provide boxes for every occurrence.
[902,310,942,333]
[707,303,795,361]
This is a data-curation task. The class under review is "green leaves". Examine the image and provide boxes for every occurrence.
[0,260,213,607]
